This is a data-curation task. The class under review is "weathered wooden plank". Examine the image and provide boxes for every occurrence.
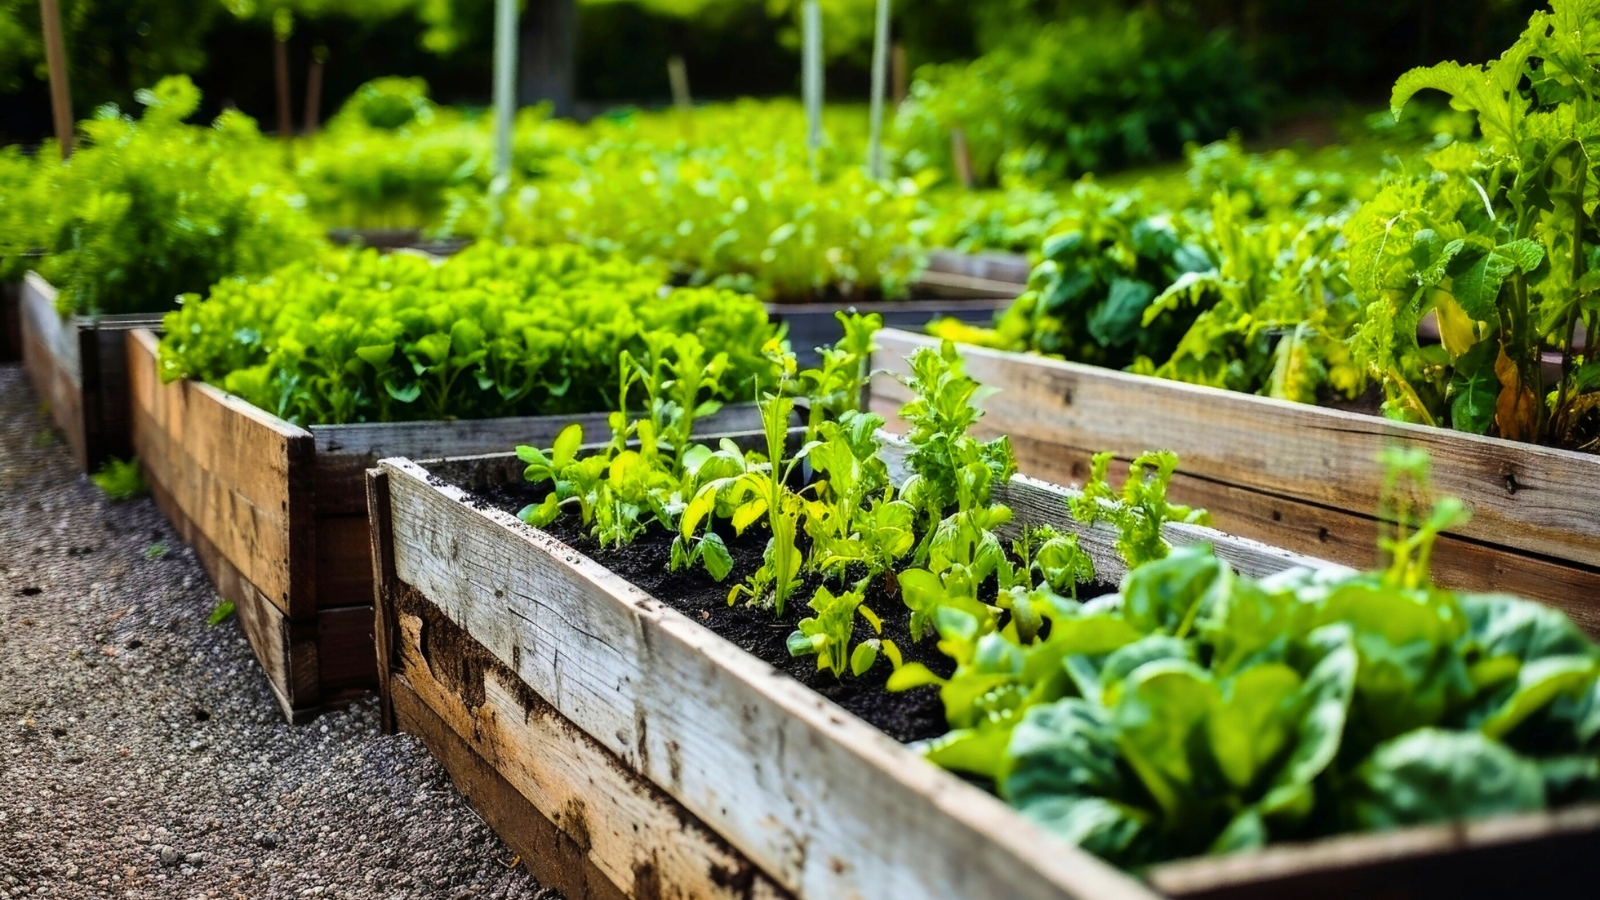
[1147,803,1600,900]
[390,591,792,900]
[380,457,1160,900]
[923,249,1032,286]
[389,676,632,900]
[20,273,87,467]
[310,404,768,516]
[314,514,375,610]
[871,330,1600,622]
[127,328,318,620]
[369,470,400,733]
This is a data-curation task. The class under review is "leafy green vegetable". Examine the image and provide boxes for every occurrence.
[157,242,776,426]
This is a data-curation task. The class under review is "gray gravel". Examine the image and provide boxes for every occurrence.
[0,364,557,899]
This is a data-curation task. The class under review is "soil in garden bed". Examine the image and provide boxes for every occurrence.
[472,480,1112,745]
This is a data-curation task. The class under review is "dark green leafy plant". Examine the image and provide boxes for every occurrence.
[912,449,1600,868]
[895,11,1263,186]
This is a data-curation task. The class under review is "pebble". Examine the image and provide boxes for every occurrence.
[0,365,562,899]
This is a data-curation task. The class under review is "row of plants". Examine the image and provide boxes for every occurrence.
[942,1,1600,451]
[155,242,777,425]
[0,76,319,316]
[503,318,1600,871]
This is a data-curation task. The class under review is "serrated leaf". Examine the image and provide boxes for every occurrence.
[1449,250,1516,321]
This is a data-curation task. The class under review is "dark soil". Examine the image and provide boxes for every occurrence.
[474,481,961,744]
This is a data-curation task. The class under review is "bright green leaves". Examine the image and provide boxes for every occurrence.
[1070,450,1209,569]
[787,585,884,678]
[159,242,778,427]
[1119,544,1228,638]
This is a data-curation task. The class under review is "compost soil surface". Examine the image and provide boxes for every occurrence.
[480,482,960,746]
[0,365,559,900]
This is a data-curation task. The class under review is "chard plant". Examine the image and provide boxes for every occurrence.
[1348,0,1600,448]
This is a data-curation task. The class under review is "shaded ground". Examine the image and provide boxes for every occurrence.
[0,363,557,900]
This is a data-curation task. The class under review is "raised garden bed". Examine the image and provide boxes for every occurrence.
[369,448,1600,900]
[19,273,164,471]
[125,327,766,722]
[869,329,1600,636]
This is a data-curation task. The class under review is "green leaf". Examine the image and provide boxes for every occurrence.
[1448,339,1499,435]
[697,532,733,582]
[1448,249,1517,321]
[207,601,236,626]
[1208,663,1303,791]
[1111,660,1219,821]
[1344,729,1545,830]
[850,640,880,677]
[886,662,947,691]
[1119,543,1228,637]
[1479,656,1598,740]
[551,423,584,468]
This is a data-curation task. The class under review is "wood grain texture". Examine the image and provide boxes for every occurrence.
[380,457,1160,900]
[20,273,87,468]
[1147,803,1600,900]
[368,470,399,733]
[310,403,767,516]
[389,676,631,900]
[871,330,1600,623]
[127,328,318,620]
[389,592,791,900]
[314,514,374,610]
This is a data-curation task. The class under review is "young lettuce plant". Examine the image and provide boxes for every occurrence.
[798,311,883,441]
[680,340,809,613]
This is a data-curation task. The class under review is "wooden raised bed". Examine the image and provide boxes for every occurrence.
[869,329,1600,636]
[125,327,765,723]
[369,451,1600,900]
[18,272,164,471]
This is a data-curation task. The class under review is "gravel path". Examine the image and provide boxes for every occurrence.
[0,364,557,900]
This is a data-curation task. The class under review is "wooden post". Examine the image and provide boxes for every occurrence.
[802,0,824,161]
[866,0,890,180]
[891,42,908,106]
[38,0,73,158]
[488,0,519,238]
[303,45,327,135]
[273,36,293,138]
[667,55,692,110]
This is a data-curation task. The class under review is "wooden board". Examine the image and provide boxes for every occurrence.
[377,454,1600,900]
[129,323,775,720]
[769,297,1010,368]
[870,329,1600,632]
[378,455,1193,900]
[924,249,1032,286]
[19,273,166,471]
[128,328,316,619]
[1147,804,1600,899]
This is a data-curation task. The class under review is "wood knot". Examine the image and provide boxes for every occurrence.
[1504,470,1521,495]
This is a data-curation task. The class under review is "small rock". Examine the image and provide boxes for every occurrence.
[157,846,180,867]
[184,852,204,866]
[257,832,281,849]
